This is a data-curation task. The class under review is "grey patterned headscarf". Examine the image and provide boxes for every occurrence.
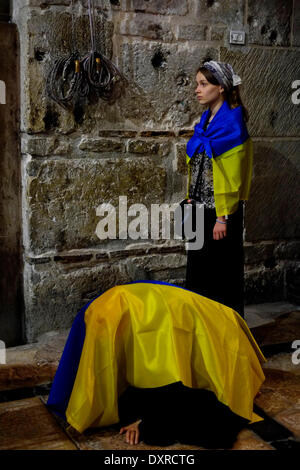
[202,60,242,91]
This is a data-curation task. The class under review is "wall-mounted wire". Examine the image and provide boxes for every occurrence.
[46,0,128,111]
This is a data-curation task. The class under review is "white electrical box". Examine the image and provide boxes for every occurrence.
[229,31,245,44]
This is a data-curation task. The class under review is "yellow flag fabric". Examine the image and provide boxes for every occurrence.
[63,282,266,433]
[186,137,253,216]
[212,137,253,216]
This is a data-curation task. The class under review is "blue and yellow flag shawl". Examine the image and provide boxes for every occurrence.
[46,281,266,433]
[186,100,253,216]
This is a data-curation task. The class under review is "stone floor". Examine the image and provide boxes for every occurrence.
[0,302,300,450]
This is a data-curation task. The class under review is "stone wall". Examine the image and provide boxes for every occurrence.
[11,0,300,342]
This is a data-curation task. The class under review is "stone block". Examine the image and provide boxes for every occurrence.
[78,137,125,153]
[262,353,300,378]
[129,0,188,16]
[292,1,300,46]
[174,143,188,175]
[0,397,77,450]
[259,369,300,432]
[21,136,56,156]
[6,330,68,367]
[175,24,207,41]
[254,388,295,418]
[247,0,293,46]
[195,0,244,26]
[119,14,174,41]
[119,40,218,128]
[243,141,300,241]
[0,364,56,392]
[244,266,284,304]
[125,252,187,275]
[262,369,300,398]
[18,1,112,8]
[23,260,130,342]
[244,242,276,265]
[246,302,300,316]
[274,242,300,260]
[111,246,186,284]
[29,8,113,58]
[13,0,70,6]
[81,0,112,9]
[286,263,300,305]
[6,344,40,366]
[53,140,71,155]
[231,429,274,450]
[250,311,300,346]
[25,157,166,253]
[22,136,71,156]
[220,47,300,137]
[127,140,170,156]
[274,405,300,439]
[211,25,227,42]
[150,267,186,282]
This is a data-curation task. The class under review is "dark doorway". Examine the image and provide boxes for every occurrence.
[0,12,23,346]
[0,1,11,23]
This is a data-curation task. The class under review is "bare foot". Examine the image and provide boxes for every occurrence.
[119,419,142,445]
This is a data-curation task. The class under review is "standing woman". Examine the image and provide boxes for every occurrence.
[185,61,253,318]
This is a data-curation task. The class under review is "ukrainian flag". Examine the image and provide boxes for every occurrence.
[46,281,266,433]
[186,100,253,216]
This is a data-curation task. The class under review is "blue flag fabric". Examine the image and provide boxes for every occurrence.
[186,100,249,161]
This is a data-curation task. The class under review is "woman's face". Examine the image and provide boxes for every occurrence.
[195,71,224,105]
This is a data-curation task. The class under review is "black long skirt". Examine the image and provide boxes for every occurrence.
[185,200,245,318]
[118,382,249,448]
